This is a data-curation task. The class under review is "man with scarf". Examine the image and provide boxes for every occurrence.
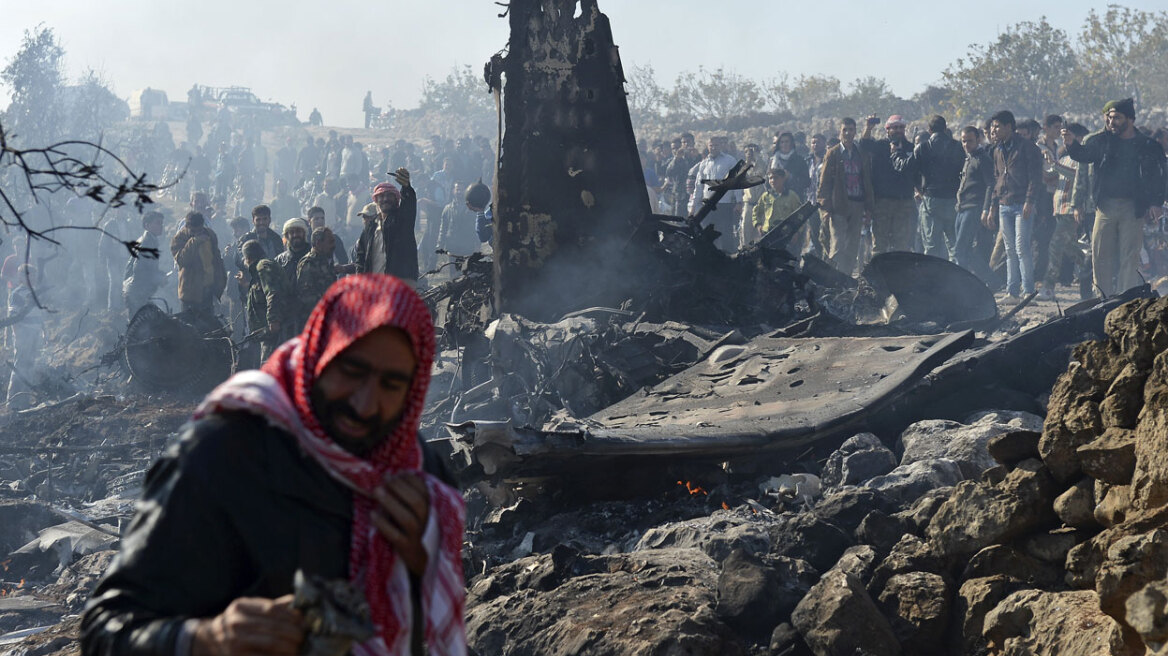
[81,274,467,656]
[356,169,418,285]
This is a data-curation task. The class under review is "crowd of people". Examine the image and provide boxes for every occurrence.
[641,98,1168,303]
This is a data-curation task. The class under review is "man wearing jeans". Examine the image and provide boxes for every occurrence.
[986,110,1044,299]
[912,115,966,260]
[817,118,874,275]
[1065,98,1167,296]
[954,126,994,281]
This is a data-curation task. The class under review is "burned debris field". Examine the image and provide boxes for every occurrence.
[4,1,1168,655]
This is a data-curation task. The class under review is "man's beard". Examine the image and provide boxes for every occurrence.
[310,388,401,457]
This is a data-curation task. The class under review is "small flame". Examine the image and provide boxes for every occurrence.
[721,502,730,510]
[1,559,8,572]
[17,579,24,589]
[676,480,708,496]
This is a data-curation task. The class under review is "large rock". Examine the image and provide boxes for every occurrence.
[1077,427,1137,485]
[868,534,945,599]
[813,486,894,534]
[466,548,747,655]
[926,459,1058,558]
[1103,296,1168,371]
[960,545,1062,589]
[1125,580,1168,649]
[634,511,774,563]
[820,433,897,488]
[898,419,1002,480]
[1130,354,1168,514]
[876,571,950,653]
[1040,360,1108,483]
[863,459,963,511]
[770,512,852,573]
[1095,483,1132,528]
[964,409,1046,433]
[1099,364,1148,429]
[791,569,901,656]
[855,510,909,553]
[832,544,879,585]
[716,549,793,640]
[1095,529,1168,622]
[986,430,1042,466]
[890,487,953,535]
[954,575,1029,656]
[983,589,1133,655]
[1053,478,1099,529]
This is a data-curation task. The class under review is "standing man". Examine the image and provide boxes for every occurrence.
[123,212,167,317]
[912,115,965,260]
[688,136,742,252]
[862,115,917,254]
[170,211,226,319]
[953,126,995,281]
[769,132,810,201]
[82,274,467,656]
[817,118,874,275]
[356,170,419,284]
[238,205,285,269]
[1041,122,1091,300]
[1065,98,1167,296]
[986,110,1044,299]
[295,227,338,321]
[363,91,376,129]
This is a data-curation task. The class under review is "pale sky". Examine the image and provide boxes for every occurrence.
[1,0,1163,128]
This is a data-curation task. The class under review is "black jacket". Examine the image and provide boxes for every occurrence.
[957,146,995,213]
[1067,130,1167,216]
[862,137,916,199]
[913,132,965,198]
[357,186,419,280]
[80,412,454,656]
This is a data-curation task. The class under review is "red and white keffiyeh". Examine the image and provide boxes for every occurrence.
[195,273,466,656]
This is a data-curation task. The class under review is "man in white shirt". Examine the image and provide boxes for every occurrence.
[688,136,743,252]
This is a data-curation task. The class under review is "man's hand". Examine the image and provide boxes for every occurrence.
[391,168,411,189]
[372,473,430,576]
[1073,209,1082,226]
[192,595,303,656]
[1023,201,1035,220]
[982,211,997,231]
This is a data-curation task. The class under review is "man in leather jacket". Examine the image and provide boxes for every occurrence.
[82,274,466,656]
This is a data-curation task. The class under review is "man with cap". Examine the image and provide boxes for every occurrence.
[356,169,418,284]
[82,274,467,656]
[296,227,339,322]
[1065,98,1167,296]
[862,115,918,254]
[170,211,227,320]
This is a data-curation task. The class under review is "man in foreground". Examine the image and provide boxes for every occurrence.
[82,274,467,656]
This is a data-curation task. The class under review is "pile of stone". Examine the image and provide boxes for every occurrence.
[464,296,1168,655]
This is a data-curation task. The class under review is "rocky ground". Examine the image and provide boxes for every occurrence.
[3,292,1167,655]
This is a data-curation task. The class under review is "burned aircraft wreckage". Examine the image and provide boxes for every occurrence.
[418,0,1156,493]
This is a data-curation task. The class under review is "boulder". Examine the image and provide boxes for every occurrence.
[791,569,901,656]
[890,487,953,535]
[1099,364,1148,429]
[1077,427,1137,485]
[855,510,910,553]
[1096,529,1168,621]
[953,575,1029,656]
[768,622,812,656]
[769,512,852,574]
[864,459,964,511]
[986,430,1042,466]
[814,486,894,533]
[876,571,950,653]
[832,544,879,585]
[820,432,897,488]
[964,409,1046,433]
[1040,361,1108,483]
[1053,478,1099,529]
[983,589,1133,656]
[960,544,1062,589]
[466,548,748,656]
[634,511,774,563]
[1125,580,1168,649]
[715,549,783,640]
[926,459,1058,558]
[897,419,1001,480]
[1017,527,1083,566]
[1095,483,1132,528]
[1131,360,1168,514]
[868,534,945,599]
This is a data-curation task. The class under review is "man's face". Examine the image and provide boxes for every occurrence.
[253,214,271,231]
[778,136,794,154]
[310,326,416,457]
[811,136,826,157]
[285,227,308,251]
[707,139,720,157]
[1044,122,1063,141]
[145,219,164,237]
[840,124,856,144]
[961,131,980,154]
[317,233,336,258]
[375,194,396,216]
[991,121,1013,143]
[886,124,906,141]
[310,213,326,230]
[1106,110,1130,135]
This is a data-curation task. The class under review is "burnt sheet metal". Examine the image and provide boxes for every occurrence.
[860,252,997,327]
[492,0,653,321]
[447,331,972,482]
